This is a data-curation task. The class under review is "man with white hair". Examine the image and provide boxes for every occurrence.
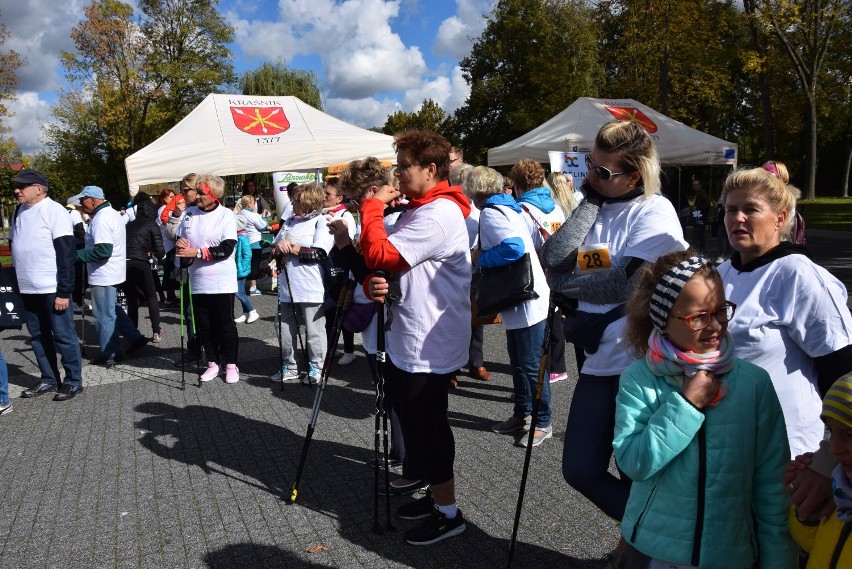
[10,168,84,402]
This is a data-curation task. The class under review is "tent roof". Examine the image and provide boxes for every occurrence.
[487,97,737,167]
[125,94,396,194]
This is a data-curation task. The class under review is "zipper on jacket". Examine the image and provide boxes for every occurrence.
[630,484,657,542]
[691,423,706,566]
[829,522,852,569]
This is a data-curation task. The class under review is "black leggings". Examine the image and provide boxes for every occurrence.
[125,259,161,334]
[193,293,238,365]
[324,306,355,353]
[385,358,454,485]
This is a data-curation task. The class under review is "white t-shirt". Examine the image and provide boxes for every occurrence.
[465,202,480,250]
[157,205,174,254]
[178,205,237,294]
[385,199,472,374]
[238,209,267,244]
[324,206,356,241]
[520,201,566,254]
[719,253,852,457]
[578,194,687,376]
[69,208,84,227]
[10,197,74,294]
[86,204,127,286]
[274,213,333,304]
[478,205,549,330]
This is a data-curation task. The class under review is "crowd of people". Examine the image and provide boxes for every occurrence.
[3,121,852,566]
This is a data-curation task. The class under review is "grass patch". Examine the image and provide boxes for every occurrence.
[799,197,852,231]
[0,256,9,266]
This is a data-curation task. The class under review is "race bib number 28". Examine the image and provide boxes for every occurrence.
[577,243,612,272]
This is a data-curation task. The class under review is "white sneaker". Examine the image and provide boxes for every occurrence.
[272,365,299,382]
[338,352,356,366]
[234,314,247,323]
[200,362,220,382]
[246,310,260,324]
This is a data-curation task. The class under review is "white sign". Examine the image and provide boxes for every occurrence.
[272,171,322,217]
[548,151,588,187]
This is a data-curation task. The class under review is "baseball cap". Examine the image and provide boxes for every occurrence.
[71,185,106,201]
[11,168,49,187]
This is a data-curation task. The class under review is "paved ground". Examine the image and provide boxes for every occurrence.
[1,231,849,569]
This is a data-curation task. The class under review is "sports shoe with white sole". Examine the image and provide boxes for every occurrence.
[491,415,531,434]
[234,314,247,323]
[246,310,260,324]
[224,364,239,384]
[302,363,320,385]
[516,425,553,448]
[271,365,299,382]
[338,352,356,365]
[200,362,220,382]
[405,508,466,545]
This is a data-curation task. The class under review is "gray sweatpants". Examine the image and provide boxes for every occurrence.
[278,302,327,370]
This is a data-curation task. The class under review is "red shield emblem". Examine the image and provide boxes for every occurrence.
[230,106,290,135]
[604,106,658,133]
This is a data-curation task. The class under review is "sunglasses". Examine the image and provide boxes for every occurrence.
[585,154,626,181]
[672,301,737,331]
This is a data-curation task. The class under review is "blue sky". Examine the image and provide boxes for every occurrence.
[1,0,494,154]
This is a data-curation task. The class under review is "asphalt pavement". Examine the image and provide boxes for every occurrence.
[0,230,849,569]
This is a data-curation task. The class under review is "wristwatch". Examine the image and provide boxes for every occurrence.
[195,249,202,258]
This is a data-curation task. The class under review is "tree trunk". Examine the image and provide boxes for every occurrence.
[805,93,817,200]
[742,0,774,158]
[843,134,851,198]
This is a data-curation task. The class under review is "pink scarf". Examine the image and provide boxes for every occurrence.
[645,329,734,408]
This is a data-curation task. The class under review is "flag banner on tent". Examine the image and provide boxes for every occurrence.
[217,97,312,146]
[604,106,658,133]
[548,151,588,187]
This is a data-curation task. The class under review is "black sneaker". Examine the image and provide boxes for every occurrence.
[396,491,433,520]
[405,508,466,545]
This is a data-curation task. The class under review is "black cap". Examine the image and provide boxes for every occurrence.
[11,168,48,187]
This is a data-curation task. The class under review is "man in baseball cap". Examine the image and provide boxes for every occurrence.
[10,168,84,402]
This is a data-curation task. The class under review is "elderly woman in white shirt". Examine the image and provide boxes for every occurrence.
[271,183,334,385]
[468,166,553,448]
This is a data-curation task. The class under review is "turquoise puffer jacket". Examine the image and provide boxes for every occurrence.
[235,233,252,279]
[614,358,796,568]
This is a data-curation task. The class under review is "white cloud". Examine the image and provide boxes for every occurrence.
[402,65,469,113]
[325,96,402,129]
[433,0,492,59]
[5,92,54,154]
[229,0,427,99]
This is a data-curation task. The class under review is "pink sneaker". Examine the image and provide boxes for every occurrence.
[200,362,219,382]
[225,364,240,384]
[549,372,568,384]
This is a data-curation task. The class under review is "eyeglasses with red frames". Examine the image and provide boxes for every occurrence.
[585,154,626,181]
[672,301,737,331]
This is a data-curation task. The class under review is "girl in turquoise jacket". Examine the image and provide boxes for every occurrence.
[613,251,795,568]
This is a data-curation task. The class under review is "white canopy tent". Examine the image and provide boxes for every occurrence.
[487,97,737,167]
[125,94,396,195]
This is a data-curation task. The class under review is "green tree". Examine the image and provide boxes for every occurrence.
[754,0,849,199]
[454,0,603,163]
[0,11,23,163]
[46,0,235,194]
[595,0,744,139]
[381,99,456,141]
[240,60,322,110]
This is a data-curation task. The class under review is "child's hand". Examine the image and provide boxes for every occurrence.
[681,370,720,409]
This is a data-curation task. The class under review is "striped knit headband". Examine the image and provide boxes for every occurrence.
[649,255,710,333]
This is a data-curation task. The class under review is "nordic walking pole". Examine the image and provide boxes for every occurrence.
[187,274,201,387]
[179,267,186,390]
[280,257,309,374]
[374,271,396,533]
[508,294,556,569]
[287,280,355,504]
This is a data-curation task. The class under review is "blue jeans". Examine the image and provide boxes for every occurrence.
[0,347,8,405]
[235,278,253,312]
[506,319,551,428]
[21,293,83,388]
[562,373,632,521]
[90,285,143,358]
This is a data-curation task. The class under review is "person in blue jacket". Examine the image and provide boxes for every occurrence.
[613,250,795,568]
